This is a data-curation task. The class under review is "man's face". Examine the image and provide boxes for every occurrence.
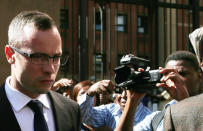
[9,24,62,98]
[116,89,127,111]
[166,60,201,96]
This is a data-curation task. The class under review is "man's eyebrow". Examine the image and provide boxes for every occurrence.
[31,52,62,56]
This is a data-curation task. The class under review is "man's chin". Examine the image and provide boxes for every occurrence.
[37,85,51,94]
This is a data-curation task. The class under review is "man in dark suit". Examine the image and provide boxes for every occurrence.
[0,10,80,131]
[164,27,203,131]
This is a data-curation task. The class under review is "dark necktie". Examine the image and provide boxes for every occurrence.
[27,100,49,131]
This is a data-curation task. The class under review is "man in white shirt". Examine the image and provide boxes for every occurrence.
[0,10,80,131]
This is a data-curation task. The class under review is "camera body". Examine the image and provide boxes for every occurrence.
[114,54,162,93]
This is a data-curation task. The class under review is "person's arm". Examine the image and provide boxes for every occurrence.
[78,80,114,127]
[115,90,145,131]
[52,78,74,91]
[87,80,114,97]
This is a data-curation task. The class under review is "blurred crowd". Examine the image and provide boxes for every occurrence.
[2,10,203,131]
[52,48,203,131]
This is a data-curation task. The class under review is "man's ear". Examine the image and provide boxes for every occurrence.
[5,45,15,64]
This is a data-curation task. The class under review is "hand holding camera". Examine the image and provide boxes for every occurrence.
[156,68,189,101]
[87,80,114,97]
[114,54,162,93]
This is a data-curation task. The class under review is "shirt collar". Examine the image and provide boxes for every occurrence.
[164,99,177,109]
[5,76,50,112]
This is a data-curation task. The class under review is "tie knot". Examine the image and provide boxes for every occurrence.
[27,100,43,113]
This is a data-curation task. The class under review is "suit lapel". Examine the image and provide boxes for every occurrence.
[48,91,67,131]
[0,84,21,131]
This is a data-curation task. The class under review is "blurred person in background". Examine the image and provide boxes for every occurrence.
[164,27,203,131]
[77,79,152,130]
[72,80,113,131]
[189,27,203,93]
[112,50,202,131]
[72,80,94,102]
[52,78,76,98]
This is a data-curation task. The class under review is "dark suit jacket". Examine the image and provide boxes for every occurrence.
[0,84,81,131]
[164,94,203,131]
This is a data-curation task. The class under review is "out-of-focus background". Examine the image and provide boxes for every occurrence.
[0,0,203,110]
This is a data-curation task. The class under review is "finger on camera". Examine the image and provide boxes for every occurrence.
[162,73,179,82]
[160,68,177,75]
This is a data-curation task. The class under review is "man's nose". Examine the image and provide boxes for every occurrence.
[43,60,58,73]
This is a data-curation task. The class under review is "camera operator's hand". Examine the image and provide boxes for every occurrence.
[127,90,146,101]
[115,89,145,131]
[132,68,147,98]
[87,80,114,97]
[156,67,189,101]
[52,78,75,91]
[125,89,146,110]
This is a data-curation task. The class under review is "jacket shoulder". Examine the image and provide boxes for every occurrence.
[49,91,78,108]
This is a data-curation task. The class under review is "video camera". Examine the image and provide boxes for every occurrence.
[114,54,162,93]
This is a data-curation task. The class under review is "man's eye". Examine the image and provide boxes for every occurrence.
[53,55,61,60]
[32,54,45,57]
[178,72,187,76]
[54,56,61,59]
[31,54,49,61]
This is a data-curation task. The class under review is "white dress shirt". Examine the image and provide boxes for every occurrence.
[5,76,56,131]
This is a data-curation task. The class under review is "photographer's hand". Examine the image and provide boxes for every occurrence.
[87,80,114,97]
[52,78,74,91]
[114,68,146,131]
[156,67,189,101]
[127,68,146,101]
[115,90,145,131]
